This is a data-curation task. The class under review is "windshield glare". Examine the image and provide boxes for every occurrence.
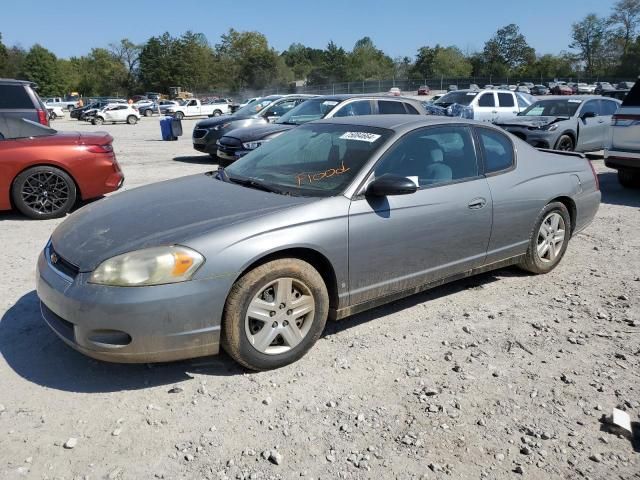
[434,91,477,106]
[224,123,392,197]
[519,99,581,117]
[276,99,340,125]
[234,98,275,116]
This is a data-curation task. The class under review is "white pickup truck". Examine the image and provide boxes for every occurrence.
[165,99,230,119]
[43,97,79,111]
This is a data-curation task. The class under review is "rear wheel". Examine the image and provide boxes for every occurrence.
[93,117,104,126]
[212,110,222,117]
[144,109,152,117]
[11,166,77,219]
[554,134,574,151]
[175,112,184,120]
[127,115,138,125]
[519,202,571,274]
[222,259,329,371]
[617,169,640,188]
[49,111,57,120]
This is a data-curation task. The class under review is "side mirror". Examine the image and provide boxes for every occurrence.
[581,111,597,119]
[366,174,418,197]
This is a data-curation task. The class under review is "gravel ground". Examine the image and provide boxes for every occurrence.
[0,116,638,480]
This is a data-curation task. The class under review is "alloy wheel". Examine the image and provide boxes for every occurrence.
[244,277,315,355]
[536,212,565,263]
[20,171,70,215]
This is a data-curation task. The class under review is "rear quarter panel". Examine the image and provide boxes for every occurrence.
[484,138,599,264]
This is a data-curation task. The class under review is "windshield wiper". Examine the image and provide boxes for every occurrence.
[226,174,284,194]
[277,121,298,125]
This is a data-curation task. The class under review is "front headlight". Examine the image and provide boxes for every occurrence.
[242,139,269,150]
[89,246,204,286]
[543,123,559,131]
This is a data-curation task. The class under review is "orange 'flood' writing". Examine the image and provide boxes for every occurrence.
[295,162,350,186]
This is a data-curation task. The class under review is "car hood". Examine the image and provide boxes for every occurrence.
[51,173,313,271]
[197,114,257,128]
[496,116,571,128]
[225,123,296,142]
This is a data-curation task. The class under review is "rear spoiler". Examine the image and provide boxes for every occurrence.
[536,148,586,159]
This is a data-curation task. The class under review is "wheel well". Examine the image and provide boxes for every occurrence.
[238,248,339,309]
[557,130,576,147]
[550,196,576,234]
[10,163,82,208]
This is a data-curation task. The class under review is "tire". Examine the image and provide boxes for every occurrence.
[175,111,184,120]
[11,166,77,219]
[519,202,571,274]
[144,109,152,117]
[93,117,104,126]
[554,134,574,151]
[617,169,640,188]
[49,112,57,120]
[127,115,138,125]
[222,258,329,371]
[212,110,222,117]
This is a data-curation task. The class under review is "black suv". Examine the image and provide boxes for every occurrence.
[0,79,49,131]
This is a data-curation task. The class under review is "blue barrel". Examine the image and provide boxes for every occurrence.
[160,116,174,141]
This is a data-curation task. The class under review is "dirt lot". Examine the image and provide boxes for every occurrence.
[0,116,638,480]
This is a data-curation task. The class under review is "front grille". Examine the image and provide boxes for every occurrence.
[193,129,208,139]
[41,303,75,342]
[48,244,80,279]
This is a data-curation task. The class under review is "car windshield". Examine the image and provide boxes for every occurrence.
[0,118,57,140]
[223,123,392,197]
[519,99,581,117]
[275,99,340,125]
[234,98,274,117]
[433,91,477,107]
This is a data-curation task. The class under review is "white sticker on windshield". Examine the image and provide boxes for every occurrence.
[339,132,381,143]
[466,92,477,95]
[322,101,339,107]
[568,99,582,103]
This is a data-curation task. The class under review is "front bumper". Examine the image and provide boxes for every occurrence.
[192,128,224,154]
[216,145,250,162]
[36,245,227,363]
[501,127,555,149]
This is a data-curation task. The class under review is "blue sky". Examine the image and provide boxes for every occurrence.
[2,0,614,58]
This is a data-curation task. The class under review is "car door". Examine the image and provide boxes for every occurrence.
[576,99,605,151]
[598,99,620,150]
[348,125,492,305]
[473,92,497,122]
[102,106,115,121]
[186,99,198,116]
[495,92,519,122]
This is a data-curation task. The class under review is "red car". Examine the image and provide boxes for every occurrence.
[552,84,573,95]
[0,117,124,219]
[417,85,431,95]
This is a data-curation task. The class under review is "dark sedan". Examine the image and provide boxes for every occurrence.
[192,95,314,157]
[216,95,426,164]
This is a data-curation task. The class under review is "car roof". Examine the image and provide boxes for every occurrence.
[311,94,417,102]
[0,78,34,86]
[535,95,619,101]
[313,114,481,132]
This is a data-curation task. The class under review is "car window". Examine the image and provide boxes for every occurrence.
[276,98,340,125]
[0,85,34,109]
[405,103,420,114]
[599,100,619,116]
[477,128,514,173]
[497,93,515,107]
[333,100,372,117]
[378,100,407,114]
[268,99,299,117]
[374,126,478,187]
[478,93,495,107]
[581,100,601,116]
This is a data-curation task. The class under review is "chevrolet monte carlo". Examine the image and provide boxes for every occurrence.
[37,116,601,370]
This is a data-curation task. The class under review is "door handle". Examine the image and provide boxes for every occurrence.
[468,197,487,209]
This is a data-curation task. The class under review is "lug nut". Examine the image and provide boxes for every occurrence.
[283,320,289,326]
[279,303,286,310]
[272,321,278,328]
[286,309,292,316]
[269,311,276,317]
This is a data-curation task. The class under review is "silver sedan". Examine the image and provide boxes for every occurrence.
[37,115,601,370]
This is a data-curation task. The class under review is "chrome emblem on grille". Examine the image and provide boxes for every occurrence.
[50,252,59,264]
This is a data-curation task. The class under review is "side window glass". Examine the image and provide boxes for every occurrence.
[333,100,372,117]
[599,100,619,116]
[478,93,495,107]
[374,126,478,187]
[269,100,297,116]
[581,101,600,116]
[405,103,420,114]
[478,128,514,173]
[498,93,515,107]
[378,100,407,114]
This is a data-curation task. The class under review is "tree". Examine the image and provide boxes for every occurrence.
[0,33,8,77]
[22,44,64,96]
[570,14,608,76]
[110,38,141,94]
[482,24,536,76]
[307,41,349,85]
[281,43,323,80]
[347,37,394,81]
[610,0,640,56]
[412,46,438,78]
[431,46,472,78]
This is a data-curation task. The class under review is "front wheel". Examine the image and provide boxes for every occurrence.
[617,169,640,188]
[11,166,77,219]
[519,202,571,274]
[554,134,574,151]
[127,115,138,125]
[144,109,152,117]
[222,259,329,371]
[93,117,104,126]
[212,110,222,117]
[49,112,57,120]
[174,112,184,120]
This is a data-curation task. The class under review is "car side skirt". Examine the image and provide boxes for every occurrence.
[330,255,524,321]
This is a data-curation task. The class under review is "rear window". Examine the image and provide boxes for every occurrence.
[378,100,407,114]
[0,85,34,109]
[621,80,640,107]
[477,128,514,173]
[498,93,514,107]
